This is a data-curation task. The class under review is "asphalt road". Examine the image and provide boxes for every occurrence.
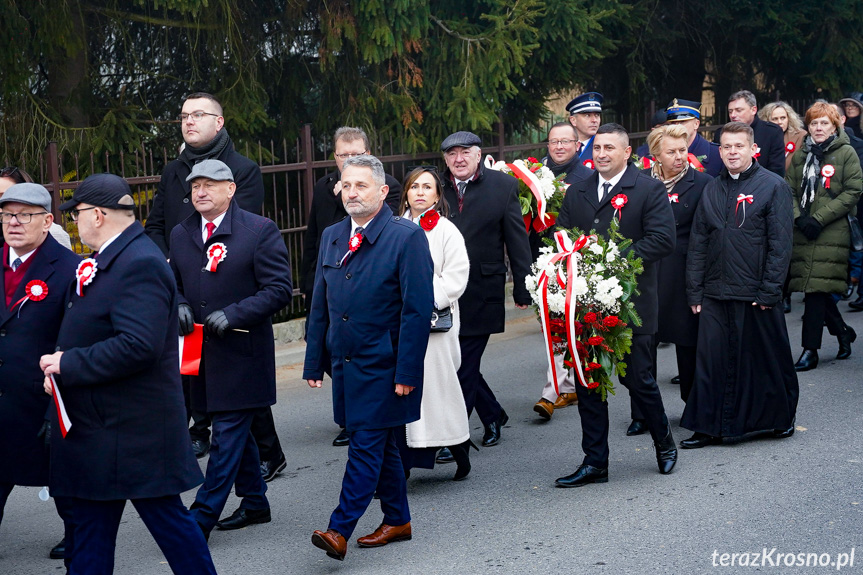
[2,294,862,574]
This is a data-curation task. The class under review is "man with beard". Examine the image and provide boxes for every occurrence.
[145,92,286,481]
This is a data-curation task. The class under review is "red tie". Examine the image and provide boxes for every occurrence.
[206,222,216,240]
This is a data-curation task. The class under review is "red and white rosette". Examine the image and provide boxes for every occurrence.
[668,193,679,203]
[583,159,595,170]
[735,193,754,227]
[75,259,97,297]
[821,164,835,189]
[753,146,762,159]
[537,231,597,394]
[205,242,227,272]
[785,141,796,157]
[611,193,628,221]
[12,279,49,317]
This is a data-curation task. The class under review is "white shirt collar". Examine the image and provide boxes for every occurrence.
[351,216,373,237]
[97,231,124,256]
[201,211,227,242]
[597,168,626,201]
[8,246,37,267]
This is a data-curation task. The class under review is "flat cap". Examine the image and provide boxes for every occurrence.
[187,159,234,182]
[0,183,52,212]
[59,173,136,211]
[441,131,482,152]
[665,98,701,122]
[566,92,603,115]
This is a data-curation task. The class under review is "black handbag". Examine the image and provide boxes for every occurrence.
[430,306,453,332]
[849,214,863,252]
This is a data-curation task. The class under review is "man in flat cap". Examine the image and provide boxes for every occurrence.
[0,184,79,561]
[566,91,604,168]
[169,159,293,540]
[665,98,722,177]
[40,173,215,574]
[437,131,532,457]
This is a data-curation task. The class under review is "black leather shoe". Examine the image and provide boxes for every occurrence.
[680,432,720,449]
[554,464,608,488]
[849,294,863,311]
[670,375,681,385]
[191,438,210,459]
[655,429,677,474]
[216,507,272,530]
[332,428,350,446]
[794,349,819,371]
[481,410,509,447]
[435,446,455,464]
[783,296,791,313]
[261,453,287,482]
[49,537,65,559]
[626,419,648,436]
[837,325,856,360]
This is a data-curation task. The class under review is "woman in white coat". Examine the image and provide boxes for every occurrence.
[397,167,475,480]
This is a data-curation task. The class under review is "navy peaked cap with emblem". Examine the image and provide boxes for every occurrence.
[441,131,482,152]
[665,98,702,122]
[566,92,603,115]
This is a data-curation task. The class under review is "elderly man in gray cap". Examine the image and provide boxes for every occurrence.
[437,131,532,460]
[169,159,293,539]
[0,183,79,561]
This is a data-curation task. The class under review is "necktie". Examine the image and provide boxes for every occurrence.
[11,257,22,272]
[206,222,216,240]
[601,182,611,202]
[355,226,364,237]
[457,181,467,212]
[576,141,583,155]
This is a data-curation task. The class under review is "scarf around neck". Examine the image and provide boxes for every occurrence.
[180,128,231,167]
[651,163,688,192]
[800,134,836,211]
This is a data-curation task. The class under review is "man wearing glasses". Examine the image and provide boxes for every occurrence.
[301,126,402,447]
[0,184,79,562]
[145,92,284,479]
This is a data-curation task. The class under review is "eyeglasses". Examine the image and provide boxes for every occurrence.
[177,111,220,122]
[66,206,101,221]
[0,211,48,224]
[548,139,577,146]
[334,151,368,160]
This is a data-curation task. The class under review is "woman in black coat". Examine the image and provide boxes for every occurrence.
[649,124,712,402]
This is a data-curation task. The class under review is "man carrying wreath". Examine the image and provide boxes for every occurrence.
[169,159,293,539]
[555,123,678,487]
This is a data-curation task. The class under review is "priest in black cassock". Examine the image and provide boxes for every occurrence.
[681,122,798,448]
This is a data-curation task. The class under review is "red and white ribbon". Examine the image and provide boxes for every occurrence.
[735,194,754,227]
[641,157,654,170]
[75,259,97,297]
[12,279,48,317]
[753,146,762,159]
[485,155,551,230]
[205,242,227,272]
[822,164,835,189]
[611,194,628,222]
[537,231,597,393]
[49,374,72,438]
[687,153,705,173]
[179,324,204,376]
[668,193,679,203]
[583,159,595,170]
[785,141,796,157]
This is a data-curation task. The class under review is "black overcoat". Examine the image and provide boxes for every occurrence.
[442,166,533,337]
[145,136,264,256]
[657,168,712,344]
[50,223,202,500]
[170,202,293,413]
[557,164,676,335]
[0,235,79,485]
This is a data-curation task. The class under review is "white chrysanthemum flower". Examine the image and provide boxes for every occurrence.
[547,290,567,314]
[539,166,555,180]
[606,252,617,263]
[569,276,589,296]
[594,263,605,273]
[540,178,556,200]
[589,243,604,256]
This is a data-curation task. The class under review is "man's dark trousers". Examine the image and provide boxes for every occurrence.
[457,334,504,425]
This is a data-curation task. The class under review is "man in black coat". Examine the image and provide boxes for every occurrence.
[439,131,533,450]
[40,174,215,574]
[714,90,786,177]
[0,184,79,560]
[145,92,285,476]
[682,122,798,448]
[170,160,293,539]
[301,126,403,447]
[554,124,678,488]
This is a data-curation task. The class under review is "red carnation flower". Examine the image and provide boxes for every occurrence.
[588,336,604,346]
[586,362,602,371]
[574,321,583,335]
[527,157,539,164]
[551,335,563,344]
[420,210,440,231]
[583,312,598,323]
[587,381,600,389]
[602,315,620,327]
[576,341,589,358]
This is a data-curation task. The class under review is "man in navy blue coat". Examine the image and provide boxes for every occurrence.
[304,155,433,561]
[40,174,215,574]
[169,159,293,539]
[0,184,79,559]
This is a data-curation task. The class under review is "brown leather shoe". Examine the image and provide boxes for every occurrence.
[553,392,578,409]
[533,398,554,420]
[312,529,347,561]
[357,522,412,548]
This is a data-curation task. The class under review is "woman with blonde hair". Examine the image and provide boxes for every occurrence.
[759,101,805,172]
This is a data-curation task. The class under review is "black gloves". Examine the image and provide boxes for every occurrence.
[204,310,230,338]
[795,216,822,241]
[178,303,195,336]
